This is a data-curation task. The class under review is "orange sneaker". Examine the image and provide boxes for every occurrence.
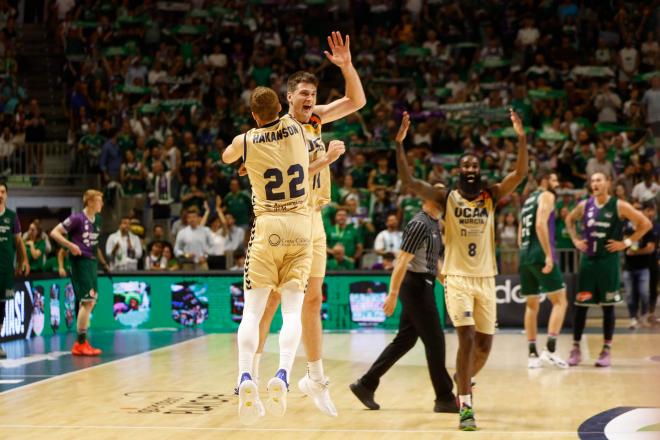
[82,340,102,356]
[71,341,86,356]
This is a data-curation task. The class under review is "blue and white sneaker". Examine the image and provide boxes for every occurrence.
[238,373,264,425]
[266,369,289,417]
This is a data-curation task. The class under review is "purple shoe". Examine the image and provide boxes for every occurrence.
[568,346,581,366]
[595,350,611,367]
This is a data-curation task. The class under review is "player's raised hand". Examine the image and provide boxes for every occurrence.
[324,31,351,68]
[395,111,411,145]
[510,108,525,138]
[327,140,346,162]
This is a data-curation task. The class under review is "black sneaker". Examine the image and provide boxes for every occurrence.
[349,380,380,410]
[0,346,6,359]
[434,396,459,413]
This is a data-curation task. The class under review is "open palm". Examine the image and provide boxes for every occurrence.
[324,31,351,68]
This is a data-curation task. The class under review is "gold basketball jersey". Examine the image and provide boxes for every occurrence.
[243,114,310,217]
[442,189,497,277]
[303,114,331,208]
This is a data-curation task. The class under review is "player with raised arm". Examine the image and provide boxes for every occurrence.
[395,109,528,431]
[519,172,569,369]
[50,189,110,356]
[565,172,651,367]
[254,31,366,417]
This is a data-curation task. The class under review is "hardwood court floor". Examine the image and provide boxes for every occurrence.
[0,330,659,439]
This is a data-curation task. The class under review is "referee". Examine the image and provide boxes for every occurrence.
[349,190,458,413]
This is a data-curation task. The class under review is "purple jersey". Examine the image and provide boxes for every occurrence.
[62,212,102,259]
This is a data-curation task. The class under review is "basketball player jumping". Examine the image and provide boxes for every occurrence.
[519,172,569,369]
[565,172,651,367]
[223,87,315,425]
[254,31,366,417]
[395,110,528,431]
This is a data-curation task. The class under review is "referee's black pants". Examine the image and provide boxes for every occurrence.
[360,271,454,402]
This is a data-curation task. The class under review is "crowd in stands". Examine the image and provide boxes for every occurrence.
[0,1,48,174]
[14,0,658,274]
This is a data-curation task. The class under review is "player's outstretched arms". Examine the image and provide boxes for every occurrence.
[395,112,447,208]
[489,109,528,201]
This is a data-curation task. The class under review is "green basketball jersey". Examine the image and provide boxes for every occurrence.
[582,196,624,258]
[0,208,19,272]
[519,190,556,264]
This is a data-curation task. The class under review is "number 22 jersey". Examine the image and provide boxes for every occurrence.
[442,189,497,277]
[243,114,310,217]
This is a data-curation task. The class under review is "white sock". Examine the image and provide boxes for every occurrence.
[278,286,305,380]
[308,359,324,382]
[253,353,262,383]
[459,394,472,408]
[237,287,269,386]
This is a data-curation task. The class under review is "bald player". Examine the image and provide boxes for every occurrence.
[395,110,528,431]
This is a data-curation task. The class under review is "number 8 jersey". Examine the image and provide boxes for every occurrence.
[243,114,310,217]
[442,190,497,277]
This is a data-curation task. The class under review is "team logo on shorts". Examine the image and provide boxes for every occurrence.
[464,311,472,318]
[576,291,592,302]
[268,234,281,246]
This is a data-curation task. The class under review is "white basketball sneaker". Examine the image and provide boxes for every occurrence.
[266,369,289,417]
[540,349,569,369]
[528,354,542,369]
[298,374,338,417]
[238,374,264,425]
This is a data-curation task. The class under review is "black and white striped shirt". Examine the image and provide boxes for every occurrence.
[400,211,442,275]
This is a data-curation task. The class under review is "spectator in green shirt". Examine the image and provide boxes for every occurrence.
[326,208,363,261]
[368,156,396,192]
[77,120,106,172]
[223,177,252,228]
[24,220,46,273]
[397,190,423,228]
[350,152,371,188]
[180,173,208,212]
[120,149,147,196]
[326,243,355,270]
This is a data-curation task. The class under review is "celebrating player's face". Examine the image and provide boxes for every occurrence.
[549,173,559,191]
[458,155,481,198]
[590,173,608,196]
[288,82,317,122]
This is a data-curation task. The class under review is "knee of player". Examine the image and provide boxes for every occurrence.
[302,291,323,311]
[475,335,493,353]
[549,291,568,308]
[525,298,540,312]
